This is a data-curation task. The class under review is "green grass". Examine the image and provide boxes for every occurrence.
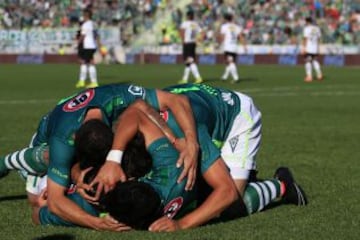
[0,64,359,240]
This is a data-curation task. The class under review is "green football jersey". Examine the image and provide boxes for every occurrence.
[140,112,221,219]
[43,84,159,187]
[164,84,241,148]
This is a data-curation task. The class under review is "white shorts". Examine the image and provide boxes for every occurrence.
[26,174,47,195]
[25,133,47,195]
[221,92,262,180]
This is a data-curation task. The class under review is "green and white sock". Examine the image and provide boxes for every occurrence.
[243,179,282,214]
[1,145,48,175]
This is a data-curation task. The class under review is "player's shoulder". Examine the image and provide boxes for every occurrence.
[181,20,190,28]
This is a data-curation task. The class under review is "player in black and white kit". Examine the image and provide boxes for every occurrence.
[76,9,100,88]
[178,11,203,84]
[302,17,323,82]
[219,13,247,83]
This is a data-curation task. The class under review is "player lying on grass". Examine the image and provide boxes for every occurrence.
[35,110,306,231]
[0,83,200,231]
[32,117,239,230]
[79,106,307,231]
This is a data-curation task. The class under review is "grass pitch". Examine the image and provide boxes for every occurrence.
[0,64,359,240]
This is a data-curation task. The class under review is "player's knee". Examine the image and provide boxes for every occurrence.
[186,57,194,64]
[227,55,234,63]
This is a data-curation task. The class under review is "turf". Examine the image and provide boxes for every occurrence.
[0,64,359,240]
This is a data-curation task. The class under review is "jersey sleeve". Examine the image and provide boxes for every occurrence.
[39,193,98,226]
[197,124,221,174]
[47,136,75,187]
[144,88,160,110]
[220,24,225,35]
[81,22,90,35]
[180,21,186,29]
[303,27,309,38]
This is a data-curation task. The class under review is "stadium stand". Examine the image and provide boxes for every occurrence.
[0,0,358,46]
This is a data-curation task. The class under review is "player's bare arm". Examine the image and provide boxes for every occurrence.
[131,99,178,144]
[46,178,124,231]
[155,89,199,191]
[149,159,238,231]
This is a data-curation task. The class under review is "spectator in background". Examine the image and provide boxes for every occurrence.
[302,17,323,82]
[75,9,100,89]
[178,10,203,84]
[218,13,246,83]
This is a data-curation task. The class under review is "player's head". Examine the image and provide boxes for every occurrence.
[186,10,194,20]
[305,17,313,24]
[75,119,113,170]
[83,8,92,19]
[99,181,163,230]
[224,13,233,22]
[121,132,152,179]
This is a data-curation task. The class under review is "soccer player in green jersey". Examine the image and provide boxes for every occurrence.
[72,103,306,231]
[34,114,239,230]
[0,84,200,231]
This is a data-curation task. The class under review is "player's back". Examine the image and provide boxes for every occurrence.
[221,22,242,53]
[181,20,201,44]
[303,24,321,54]
[81,20,96,49]
[47,84,151,144]
[164,84,241,146]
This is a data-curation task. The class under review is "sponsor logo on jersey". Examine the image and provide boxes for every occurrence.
[160,110,169,122]
[63,89,95,112]
[229,135,239,152]
[128,85,145,96]
[163,197,183,219]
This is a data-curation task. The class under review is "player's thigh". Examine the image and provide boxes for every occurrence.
[221,93,262,180]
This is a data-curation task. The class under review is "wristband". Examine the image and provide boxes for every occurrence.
[106,150,123,164]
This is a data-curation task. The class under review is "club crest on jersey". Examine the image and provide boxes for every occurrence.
[160,110,169,122]
[163,197,183,219]
[229,135,239,152]
[128,85,145,96]
[63,89,95,112]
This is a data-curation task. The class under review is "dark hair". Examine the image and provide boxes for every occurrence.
[224,13,233,22]
[82,167,101,198]
[75,119,113,170]
[75,119,152,178]
[305,17,313,23]
[99,181,163,230]
[83,8,93,19]
[186,10,194,20]
[121,132,152,179]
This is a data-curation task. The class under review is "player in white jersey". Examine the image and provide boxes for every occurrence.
[219,13,247,83]
[178,11,203,84]
[76,9,100,89]
[302,17,323,82]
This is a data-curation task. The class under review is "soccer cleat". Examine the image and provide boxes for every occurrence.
[231,78,239,84]
[178,79,188,84]
[274,167,308,206]
[317,75,323,81]
[75,80,85,88]
[304,76,313,82]
[86,82,99,88]
[195,77,203,84]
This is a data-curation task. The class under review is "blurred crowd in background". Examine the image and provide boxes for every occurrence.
[0,0,359,46]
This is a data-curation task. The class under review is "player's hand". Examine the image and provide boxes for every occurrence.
[174,138,199,191]
[91,161,127,198]
[95,215,132,232]
[37,189,48,207]
[149,216,180,232]
[75,167,99,204]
